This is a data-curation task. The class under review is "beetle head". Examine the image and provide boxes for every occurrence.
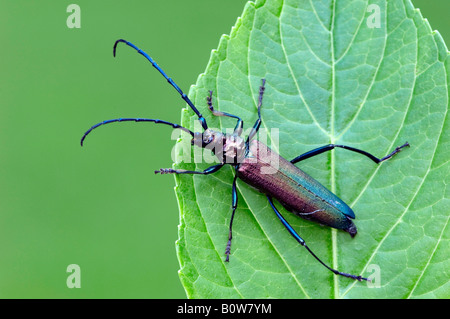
[192,129,223,149]
[192,129,245,165]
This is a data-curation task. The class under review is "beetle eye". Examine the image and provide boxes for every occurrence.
[203,136,213,144]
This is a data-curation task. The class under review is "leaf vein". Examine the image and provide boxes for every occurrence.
[279,1,330,137]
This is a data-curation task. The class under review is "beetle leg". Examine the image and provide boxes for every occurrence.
[155,163,224,175]
[267,195,369,281]
[225,173,239,262]
[290,142,410,165]
[207,90,244,136]
[246,79,266,143]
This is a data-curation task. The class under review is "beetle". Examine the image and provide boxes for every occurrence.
[81,39,409,281]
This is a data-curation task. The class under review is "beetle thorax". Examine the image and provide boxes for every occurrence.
[192,129,246,165]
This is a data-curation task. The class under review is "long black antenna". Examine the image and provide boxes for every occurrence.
[113,39,208,130]
[80,118,193,146]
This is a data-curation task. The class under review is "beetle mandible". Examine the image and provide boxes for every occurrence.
[81,39,410,281]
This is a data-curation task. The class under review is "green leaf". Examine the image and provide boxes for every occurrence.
[174,0,449,298]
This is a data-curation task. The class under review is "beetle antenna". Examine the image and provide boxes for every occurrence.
[113,39,208,131]
[80,118,194,146]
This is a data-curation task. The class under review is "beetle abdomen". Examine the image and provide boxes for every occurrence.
[237,140,357,237]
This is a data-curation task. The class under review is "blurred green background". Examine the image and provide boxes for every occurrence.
[0,0,448,298]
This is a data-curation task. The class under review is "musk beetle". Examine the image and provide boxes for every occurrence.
[81,39,409,281]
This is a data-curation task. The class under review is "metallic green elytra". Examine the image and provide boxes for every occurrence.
[238,140,357,237]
